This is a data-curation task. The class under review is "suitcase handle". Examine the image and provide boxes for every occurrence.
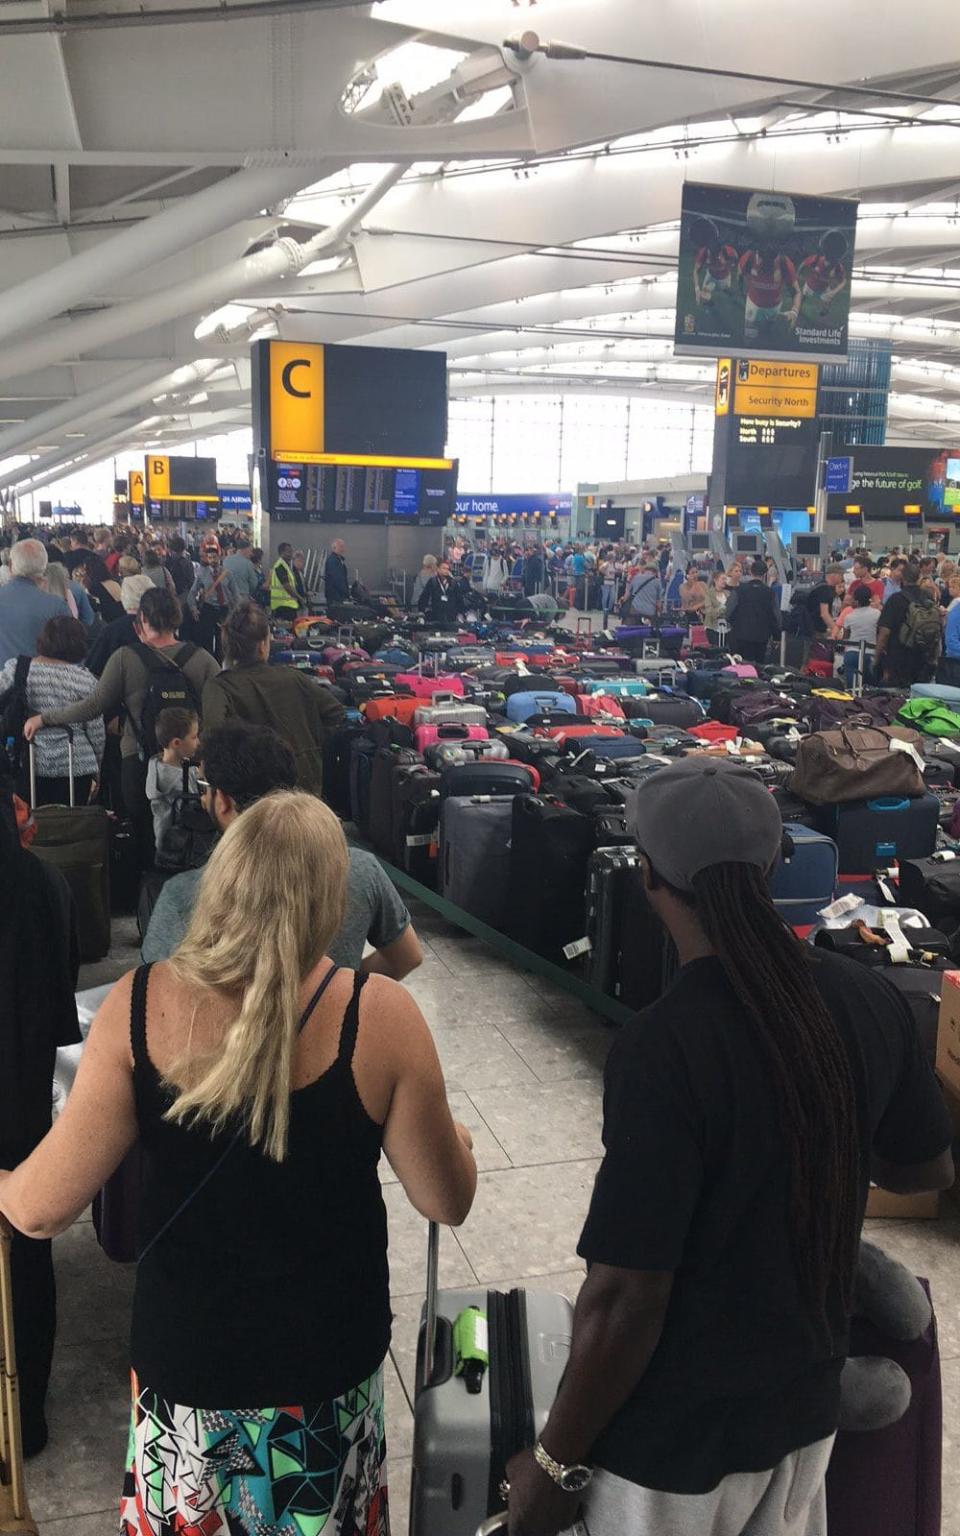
[0,1222,37,1531]
[28,725,75,809]
[866,797,911,812]
[422,1219,441,1389]
[431,691,458,704]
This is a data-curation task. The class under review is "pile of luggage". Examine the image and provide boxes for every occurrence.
[265,615,960,1022]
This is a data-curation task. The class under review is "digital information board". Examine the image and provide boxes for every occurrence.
[712,357,820,511]
[253,339,457,525]
[144,455,219,520]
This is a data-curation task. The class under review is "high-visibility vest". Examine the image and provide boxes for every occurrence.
[270,557,297,611]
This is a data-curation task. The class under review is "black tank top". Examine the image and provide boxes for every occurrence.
[129,963,391,1407]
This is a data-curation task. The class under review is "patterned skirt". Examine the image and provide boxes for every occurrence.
[119,1366,389,1536]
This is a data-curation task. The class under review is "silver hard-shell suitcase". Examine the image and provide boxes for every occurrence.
[410,1223,573,1536]
[414,692,489,729]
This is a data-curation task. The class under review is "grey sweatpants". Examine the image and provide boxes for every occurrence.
[563,1435,835,1536]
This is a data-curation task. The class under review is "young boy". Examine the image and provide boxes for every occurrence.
[146,706,200,860]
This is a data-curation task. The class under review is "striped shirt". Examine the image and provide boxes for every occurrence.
[0,657,105,777]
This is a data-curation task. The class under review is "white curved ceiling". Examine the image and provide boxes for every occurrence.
[0,0,958,494]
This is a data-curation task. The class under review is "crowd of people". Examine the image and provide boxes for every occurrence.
[0,517,955,1536]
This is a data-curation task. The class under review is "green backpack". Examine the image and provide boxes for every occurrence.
[898,696,960,737]
[899,596,942,658]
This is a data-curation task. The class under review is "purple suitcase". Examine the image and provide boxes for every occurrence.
[825,1279,941,1536]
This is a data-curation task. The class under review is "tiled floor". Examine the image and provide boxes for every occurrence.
[26,904,960,1533]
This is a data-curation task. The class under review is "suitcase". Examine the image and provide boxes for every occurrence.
[545,724,626,744]
[109,814,140,914]
[585,847,678,1007]
[395,672,466,699]
[414,696,490,729]
[394,766,442,885]
[410,1222,573,1536]
[415,723,489,753]
[910,681,960,706]
[506,795,598,964]
[564,735,648,761]
[348,736,378,833]
[636,694,705,728]
[424,740,509,770]
[0,1222,39,1535]
[440,761,539,799]
[825,1280,941,1536]
[372,646,418,668]
[769,823,839,927]
[439,795,516,926]
[897,853,960,925]
[575,693,627,722]
[28,733,111,963]
[322,723,369,817]
[505,690,577,725]
[580,677,650,698]
[369,746,421,858]
[813,795,940,870]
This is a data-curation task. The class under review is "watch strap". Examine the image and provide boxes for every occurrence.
[533,1440,591,1490]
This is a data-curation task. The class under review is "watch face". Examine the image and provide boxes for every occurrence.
[560,1466,593,1494]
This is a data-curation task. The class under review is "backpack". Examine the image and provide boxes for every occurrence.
[133,642,202,758]
[0,655,32,783]
[156,762,217,871]
[899,595,942,659]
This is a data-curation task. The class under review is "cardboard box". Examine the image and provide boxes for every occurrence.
[937,971,960,1099]
[866,1186,940,1219]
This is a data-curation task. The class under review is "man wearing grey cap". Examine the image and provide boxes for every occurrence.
[506,758,953,1536]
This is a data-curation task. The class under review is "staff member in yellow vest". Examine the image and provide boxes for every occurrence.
[270,541,300,623]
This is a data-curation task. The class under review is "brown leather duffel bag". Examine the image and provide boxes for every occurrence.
[790,724,926,805]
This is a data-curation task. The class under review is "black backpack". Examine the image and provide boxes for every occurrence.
[156,762,217,871]
[0,655,32,784]
[133,642,202,758]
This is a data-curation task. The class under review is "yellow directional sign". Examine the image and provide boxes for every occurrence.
[734,359,819,419]
[145,455,170,501]
[128,469,144,507]
[269,340,325,460]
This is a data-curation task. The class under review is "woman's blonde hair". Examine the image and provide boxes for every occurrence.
[118,554,141,577]
[166,791,349,1161]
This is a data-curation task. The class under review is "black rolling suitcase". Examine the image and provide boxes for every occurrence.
[410,1223,572,1536]
[393,765,442,885]
[29,731,111,963]
[368,745,421,858]
[585,847,678,1008]
[506,795,597,965]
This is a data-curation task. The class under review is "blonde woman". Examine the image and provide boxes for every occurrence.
[0,792,476,1534]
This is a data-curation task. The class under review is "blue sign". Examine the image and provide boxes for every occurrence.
[392,468,420,518]
[219,485,252,513]
[824,456,854,495]
[454,492,572,517]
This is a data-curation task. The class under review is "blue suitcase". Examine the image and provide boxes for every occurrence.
[565,735,648,761]
[770,823,838,927]
[373,646,417,668]
[911,682,960,706]
[506,690,577,724]
[814,794,941,871]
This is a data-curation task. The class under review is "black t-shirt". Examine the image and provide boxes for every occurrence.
[805,583,834,633]
[878,584,935,681]
[578,949,951,1495]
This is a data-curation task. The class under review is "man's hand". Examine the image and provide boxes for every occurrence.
[23,714,43,741]
[506,1448,581,1536]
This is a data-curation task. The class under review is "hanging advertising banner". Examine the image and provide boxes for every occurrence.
[675,182,859,363]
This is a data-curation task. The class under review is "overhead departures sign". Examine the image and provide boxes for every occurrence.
[733,360,819,419]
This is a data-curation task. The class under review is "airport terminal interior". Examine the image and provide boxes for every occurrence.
[3,3,960,1535]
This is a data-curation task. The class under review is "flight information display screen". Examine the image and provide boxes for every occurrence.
[267,459,457,524]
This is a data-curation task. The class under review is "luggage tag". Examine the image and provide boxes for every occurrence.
[888,736,926,773]
[452,1306,489,1394]
[875,910,912,965]
[875,868,899,906]
[818,893,864,923]
[564,935,593,960]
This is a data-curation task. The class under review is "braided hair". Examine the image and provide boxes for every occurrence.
[688,861,860,1322]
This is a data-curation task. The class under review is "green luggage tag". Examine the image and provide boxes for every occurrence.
[453,1306,489,1394]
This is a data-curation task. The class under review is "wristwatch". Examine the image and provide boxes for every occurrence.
[533,1440,593,1494]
